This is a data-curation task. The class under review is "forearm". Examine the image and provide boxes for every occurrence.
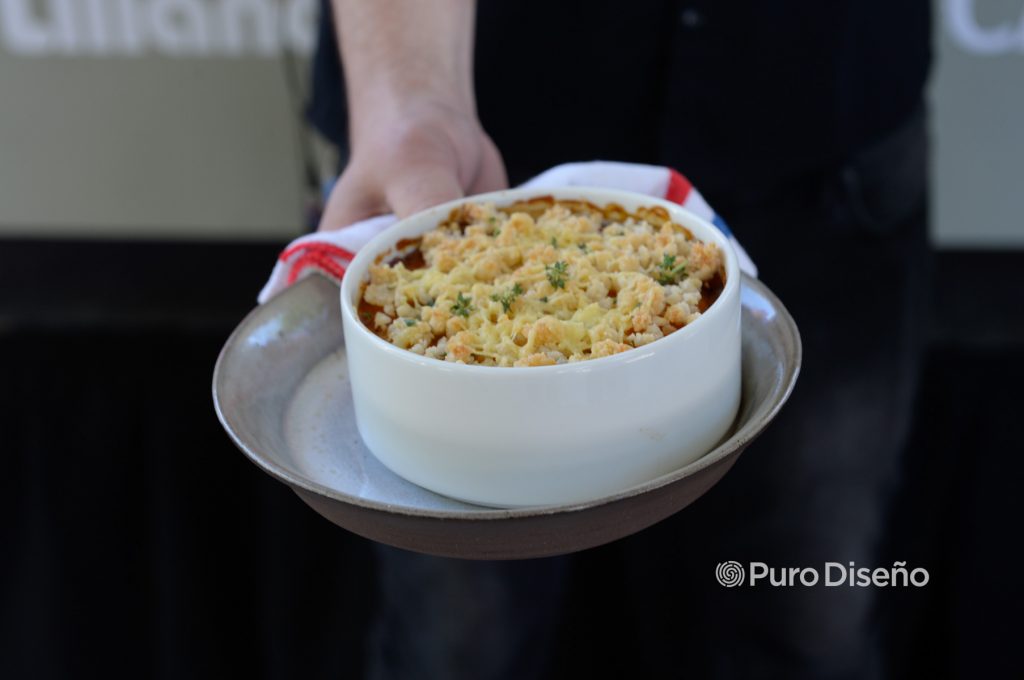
[321,0,503,227]
[332,0,477,142]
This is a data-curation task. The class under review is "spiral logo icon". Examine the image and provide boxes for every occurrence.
[716,561,745,587]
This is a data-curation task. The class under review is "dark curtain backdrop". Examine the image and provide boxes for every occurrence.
[0,245,1020,678]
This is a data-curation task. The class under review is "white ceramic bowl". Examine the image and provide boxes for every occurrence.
[340,187,741,507]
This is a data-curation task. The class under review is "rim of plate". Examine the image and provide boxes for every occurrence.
[213,274,800,520]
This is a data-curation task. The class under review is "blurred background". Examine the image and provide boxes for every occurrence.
[1,0,1021,677]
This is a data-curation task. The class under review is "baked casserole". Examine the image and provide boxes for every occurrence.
[358,197,725,367]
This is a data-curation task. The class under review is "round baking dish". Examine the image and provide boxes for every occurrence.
[339,187,741,507]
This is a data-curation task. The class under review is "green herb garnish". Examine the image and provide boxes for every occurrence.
[451,292,474,318]
[490,282,524,313]
[550,237,558,248]
[578,243,589,253]
[405,318,417,327]
[545,261,568,289]
[656,253,687,285]
[540,296,548,303]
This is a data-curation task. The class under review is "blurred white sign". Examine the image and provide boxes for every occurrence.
[946,0,1024,54]
[945,0,1024,54]
[0,0,1019,245]
[933,0,1024,247]
[1,0,315,56]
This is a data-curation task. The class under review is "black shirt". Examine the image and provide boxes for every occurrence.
[308,0,930,207]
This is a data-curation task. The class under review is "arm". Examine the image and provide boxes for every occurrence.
[319,0,506,230]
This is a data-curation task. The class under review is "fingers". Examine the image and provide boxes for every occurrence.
[384,161,465,218]
[468,134,509,195]
[316,172,387,232]
[316,118,508,230]
[318,161,463,231]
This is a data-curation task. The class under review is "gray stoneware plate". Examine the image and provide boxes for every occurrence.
[213,274,800,560]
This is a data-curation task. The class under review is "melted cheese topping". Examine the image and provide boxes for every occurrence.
[359,199,724,367]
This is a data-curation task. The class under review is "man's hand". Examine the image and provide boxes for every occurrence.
[319,0,506,231]
[319,99,506,230]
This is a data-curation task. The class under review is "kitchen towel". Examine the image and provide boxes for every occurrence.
[259,161,757,303]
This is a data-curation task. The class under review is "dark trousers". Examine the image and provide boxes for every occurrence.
[367,113,931,680]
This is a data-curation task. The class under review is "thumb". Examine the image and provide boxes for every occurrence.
[317,171,387,232]
[385,162,465,218]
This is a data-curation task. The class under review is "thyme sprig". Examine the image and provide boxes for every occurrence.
[545,261,569,289]
[656,254,688,285]
[451,292,474,318]
[490,283,524,313]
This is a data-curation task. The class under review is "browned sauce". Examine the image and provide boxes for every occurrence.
[698,270,726,313]
[391,237,426,270]
[361,237,427,340]
[357,295,385,337]
[443,205,477,232]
